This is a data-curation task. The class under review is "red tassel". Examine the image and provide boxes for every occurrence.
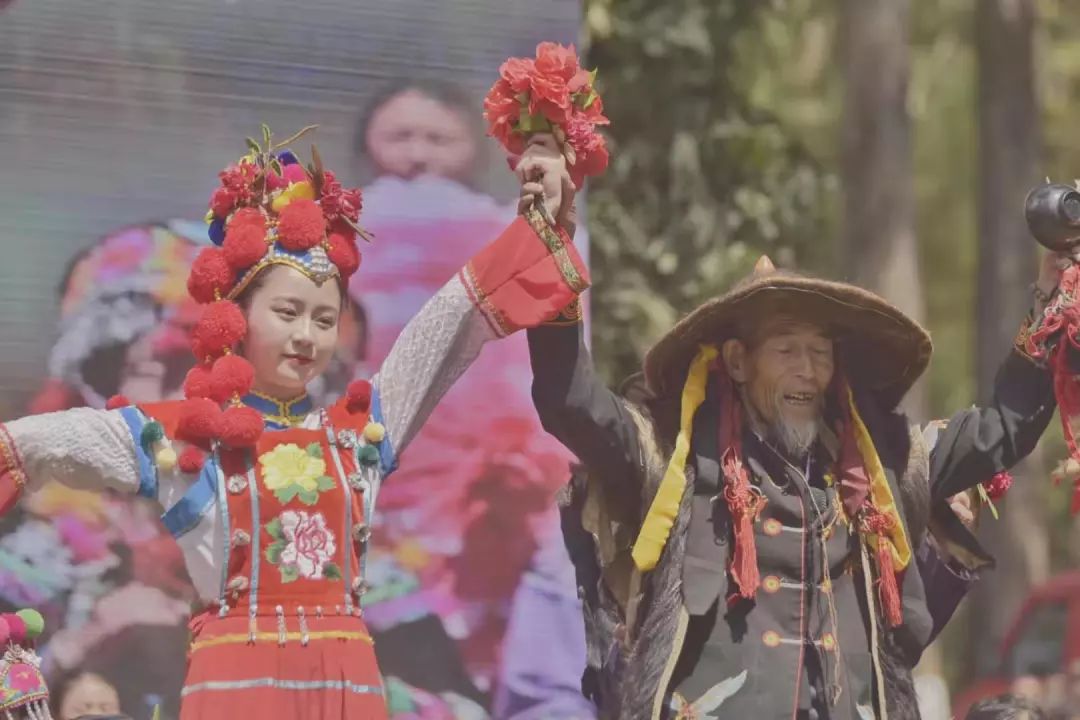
[722,448,765,599]
[105,394,130,410]
[862,507,903,627]
[876,539,903,627]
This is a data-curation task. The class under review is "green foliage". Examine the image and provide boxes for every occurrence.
[584,0,835,386]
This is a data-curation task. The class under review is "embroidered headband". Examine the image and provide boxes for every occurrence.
[0,608,51,719]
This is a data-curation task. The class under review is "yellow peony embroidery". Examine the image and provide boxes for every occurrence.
[260,443,327,494]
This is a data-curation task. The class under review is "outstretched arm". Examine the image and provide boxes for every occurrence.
[374,207,590,466]
[928,253,1063,501]
[0,407,142,511]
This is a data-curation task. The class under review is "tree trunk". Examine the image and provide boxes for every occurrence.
[967,0,1048,682]
[839,0,928,421]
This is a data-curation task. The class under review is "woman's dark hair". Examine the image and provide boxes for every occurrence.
[966,694,1047,720]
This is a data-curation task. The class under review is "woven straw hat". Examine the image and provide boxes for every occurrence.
[643,257,933,410]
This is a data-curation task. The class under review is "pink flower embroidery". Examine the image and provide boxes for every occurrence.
[267,511,337,582]
[8,663,43,692]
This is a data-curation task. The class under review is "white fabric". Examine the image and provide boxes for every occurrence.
[374,275,498,455]
[8,408,139,493]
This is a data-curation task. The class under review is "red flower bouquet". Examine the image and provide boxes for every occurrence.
[483,42,609,186]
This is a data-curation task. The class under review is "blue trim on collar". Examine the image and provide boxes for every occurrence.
[369,387,397,476]
[240,392,313,425]
[161,454,219,538]
[118,407,158,500]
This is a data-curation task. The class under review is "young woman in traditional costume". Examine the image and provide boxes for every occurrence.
[0,122,589,719]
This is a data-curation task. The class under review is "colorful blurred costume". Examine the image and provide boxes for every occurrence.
[0,130,589,720]
[0,608,51,720]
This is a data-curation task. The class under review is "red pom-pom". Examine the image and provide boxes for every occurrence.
[183,364,215,400]
[178,445,207,474]
[176,398,222,443]
[218,405,264,447]
[188,248,234,304]
[346,379,372,412]
[211,355,255,402]
[326,231,361,278]
[5,615,26,645]
[228,207,265,230]
[223,222,268,271]
[276,199,326,251]
[105,394,130,410]
[191,301,247,356]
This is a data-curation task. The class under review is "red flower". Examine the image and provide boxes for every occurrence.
[499,56,535,93]
[320,171,363,223]
[209,187,237,218]
[483,79,522,147]
[219,161,258,201]
[533,42,579,83]
[565,114,610,185]
[528,72,572,126]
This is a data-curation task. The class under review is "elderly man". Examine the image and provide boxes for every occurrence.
[515,135,1061,720]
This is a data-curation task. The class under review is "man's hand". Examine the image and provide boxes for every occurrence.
[1034,249,1080,312]
[948,491,976,529]
[515,133,578,234]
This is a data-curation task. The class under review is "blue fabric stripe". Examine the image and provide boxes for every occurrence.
[214,453,231,617]
[118,407,157,500]
[369,388,397,476]
[245,455,260,617]
[160,454,218,538]
[325,426,354,613]
[181,678,382,697]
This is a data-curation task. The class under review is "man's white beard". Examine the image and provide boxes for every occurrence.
[768,393,823,459]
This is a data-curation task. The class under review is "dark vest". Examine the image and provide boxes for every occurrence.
[670,384,931,719]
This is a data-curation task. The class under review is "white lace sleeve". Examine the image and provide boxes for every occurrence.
[374,275,497,457]
[6,408,140,493]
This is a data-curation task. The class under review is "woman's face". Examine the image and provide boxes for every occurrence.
[59,672,121,719]
[365,89,477,182]
[242,266,342,399]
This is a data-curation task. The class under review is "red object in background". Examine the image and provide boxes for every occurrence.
[952,570,1080,716]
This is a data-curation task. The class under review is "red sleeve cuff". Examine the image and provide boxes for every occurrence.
[460,206,590,336]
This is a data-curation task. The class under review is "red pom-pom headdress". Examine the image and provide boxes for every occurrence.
[178,126,371,467]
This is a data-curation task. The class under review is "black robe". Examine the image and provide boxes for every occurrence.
[529,322,1055,720]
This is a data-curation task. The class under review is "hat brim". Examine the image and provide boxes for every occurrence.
[643,275,932,410]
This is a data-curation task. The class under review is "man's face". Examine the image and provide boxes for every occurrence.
[723,318,835,454]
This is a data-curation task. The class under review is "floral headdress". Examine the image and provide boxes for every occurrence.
[0,608,51,719]
[174,126,368,472]
[483,42,609,188]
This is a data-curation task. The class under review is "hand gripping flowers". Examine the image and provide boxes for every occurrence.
[178,127,367,472]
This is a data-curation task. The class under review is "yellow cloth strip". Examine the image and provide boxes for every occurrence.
[847,387,911,570]
[632,345,718,571]
[191,630,373,652]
